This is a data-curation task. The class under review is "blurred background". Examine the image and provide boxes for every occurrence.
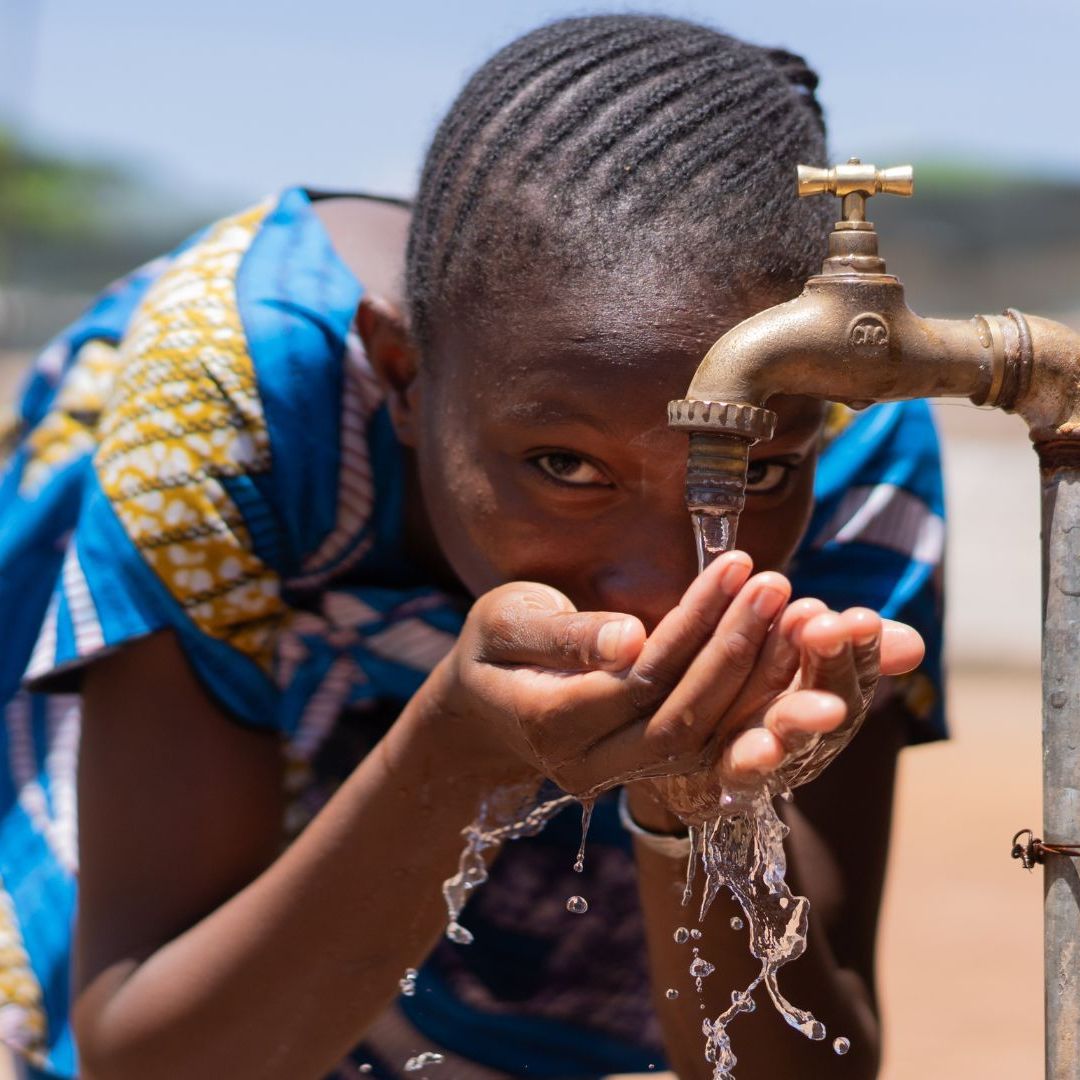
[1,1,1077,1075]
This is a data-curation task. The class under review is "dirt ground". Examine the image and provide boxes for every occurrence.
[877,666,1043,1077]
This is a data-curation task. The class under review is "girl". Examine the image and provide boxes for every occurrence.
[0,15,942,1079]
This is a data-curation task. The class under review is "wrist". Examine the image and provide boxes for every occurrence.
[619,788,692,858]
[626,783,689,835]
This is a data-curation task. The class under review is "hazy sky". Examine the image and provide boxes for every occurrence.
[3,0,1079,204]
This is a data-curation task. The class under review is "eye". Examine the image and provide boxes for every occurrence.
[530,452,612,488]
[745,460,793,495]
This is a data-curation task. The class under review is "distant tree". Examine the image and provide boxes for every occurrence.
[0,128,136,242]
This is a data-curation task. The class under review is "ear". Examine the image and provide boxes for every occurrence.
[356,294,422,446]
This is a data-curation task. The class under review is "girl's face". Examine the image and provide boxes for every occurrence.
[405,286,823,631]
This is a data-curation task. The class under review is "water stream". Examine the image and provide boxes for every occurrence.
[685,506,831,1077]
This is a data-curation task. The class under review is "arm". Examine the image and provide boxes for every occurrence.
[73,631,516,1080]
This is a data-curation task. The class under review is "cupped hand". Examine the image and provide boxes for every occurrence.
[435,551,921,805]
[642,588,925,822]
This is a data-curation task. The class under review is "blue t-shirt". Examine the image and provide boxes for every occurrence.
[0,188,945,1077]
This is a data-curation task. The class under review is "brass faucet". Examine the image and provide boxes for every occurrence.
[667,159,1080,1078]
[669,159,1080,528]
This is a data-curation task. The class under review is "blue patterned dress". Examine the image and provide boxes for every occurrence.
[0,188,945,1078]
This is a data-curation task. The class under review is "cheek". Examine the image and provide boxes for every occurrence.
[416,424,563,597]
[737,466,818,572]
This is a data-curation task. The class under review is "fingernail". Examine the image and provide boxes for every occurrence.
[752,585,786,620]
[597,620,631,662]
[815,638,844,658]
[854,630,879,647]
[719,557,750,595]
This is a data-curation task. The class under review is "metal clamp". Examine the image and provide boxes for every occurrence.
[1011,828,1080,871]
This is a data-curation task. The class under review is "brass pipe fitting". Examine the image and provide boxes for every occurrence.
[670,161,1080,455]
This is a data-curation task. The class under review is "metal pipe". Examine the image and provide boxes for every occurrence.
[1040,443,1080,1077]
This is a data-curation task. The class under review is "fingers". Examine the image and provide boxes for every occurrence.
[471,582,646,672]
[640,570,792,759]
[722,690,847,782]
[880,619,926,675]
[799,609,865,707]
[625,551,753,702]
[722,597,828,722]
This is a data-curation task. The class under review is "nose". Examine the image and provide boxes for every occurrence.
[587,515,700,632]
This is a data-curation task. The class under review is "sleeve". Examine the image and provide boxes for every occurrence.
[23,191,369,734]
[787,400,946,743]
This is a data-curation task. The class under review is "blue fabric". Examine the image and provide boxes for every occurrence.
[0,191,947,1076]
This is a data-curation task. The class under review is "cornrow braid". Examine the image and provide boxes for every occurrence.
[406,15,832,351]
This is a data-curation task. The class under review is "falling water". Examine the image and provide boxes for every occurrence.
[574,798,595,873]
[691,508,738,570]
[685,507,828,1078]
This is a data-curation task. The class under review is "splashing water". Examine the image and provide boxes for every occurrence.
[674,927,690,944]
[398,968,417,997]
[833,1037,850,1056]
[442,783,576,945]
[684,507,829,1077]
[404,1051,445,1071]
[566,895,589,914]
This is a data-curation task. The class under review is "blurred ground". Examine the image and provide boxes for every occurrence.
[0,362,1052,1078]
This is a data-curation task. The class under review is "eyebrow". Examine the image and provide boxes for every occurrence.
[499,400,616,435]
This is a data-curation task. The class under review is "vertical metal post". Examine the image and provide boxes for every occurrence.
[1040,450,1080,1079]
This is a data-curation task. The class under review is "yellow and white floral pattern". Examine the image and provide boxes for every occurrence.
[0,879,46,1065]
[94,202,286,671]
[19,339,125,497]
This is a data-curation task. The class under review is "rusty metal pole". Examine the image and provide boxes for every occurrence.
[1040,446,1080,1079]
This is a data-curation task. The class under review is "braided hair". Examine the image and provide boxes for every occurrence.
[406,15,831,351]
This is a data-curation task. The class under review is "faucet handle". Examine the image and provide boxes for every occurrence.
[797,158,913,223]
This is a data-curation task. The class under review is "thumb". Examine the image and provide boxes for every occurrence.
[472,582,646,672]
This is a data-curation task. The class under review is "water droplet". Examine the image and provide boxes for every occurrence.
[398,968,418,997]
[572,856,584,873]
[648,1066,656,1072]
[729,916,744,930]
[446,922,473,945]
[404,1051,445,1071]
[690,928,702,940]
[833,1036,850,1055]
[674,927,690,944]
[689,957,715,979]
[566,895,589,914]
[665,988,679,1000]
[358,1067,373,1075]
[809,1020,827,1041]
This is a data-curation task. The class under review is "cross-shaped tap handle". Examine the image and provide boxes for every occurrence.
[797,158,914,223]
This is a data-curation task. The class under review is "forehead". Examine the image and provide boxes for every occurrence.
[430,282,822,443]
